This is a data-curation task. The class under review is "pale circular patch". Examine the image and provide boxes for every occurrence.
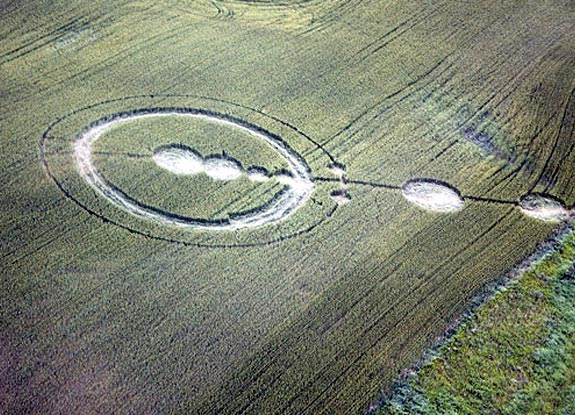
[328,163,346,178]
[152,146,204,175]
[402,179,464,212]
[519,194,568,222]
[203,156,243,181]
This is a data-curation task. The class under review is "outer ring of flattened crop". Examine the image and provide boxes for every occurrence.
[40,94,340,248]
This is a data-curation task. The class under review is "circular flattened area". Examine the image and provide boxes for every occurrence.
[202,156,244,181]
[152,145,204,175]
[402,178,464,212]
[519,194,569,222]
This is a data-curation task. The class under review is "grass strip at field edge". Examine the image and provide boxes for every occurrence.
[374,223,575,415]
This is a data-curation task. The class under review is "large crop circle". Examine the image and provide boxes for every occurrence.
[40,95,342,247]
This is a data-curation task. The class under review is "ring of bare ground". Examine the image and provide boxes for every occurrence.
[75,109,315,230]
[40,94,340,248]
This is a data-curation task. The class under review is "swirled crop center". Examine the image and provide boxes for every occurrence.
[74,110,315,231]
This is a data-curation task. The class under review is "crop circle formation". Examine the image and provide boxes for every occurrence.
[74,110,315,231]
[41,95,573,248]
[40,95,341,247]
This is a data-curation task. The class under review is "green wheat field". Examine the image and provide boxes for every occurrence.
[1,1,574,414]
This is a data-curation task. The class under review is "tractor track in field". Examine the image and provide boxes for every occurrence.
[198,211,521,415]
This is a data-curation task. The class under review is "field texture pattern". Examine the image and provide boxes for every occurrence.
[1,1,574,414]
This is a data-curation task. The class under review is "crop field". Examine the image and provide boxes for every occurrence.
[1,1,574,414]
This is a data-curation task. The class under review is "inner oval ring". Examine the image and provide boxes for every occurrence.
[40,95,340,247]
[77,108,315,230]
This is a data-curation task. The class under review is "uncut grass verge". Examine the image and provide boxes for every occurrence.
[375,224,575,415]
